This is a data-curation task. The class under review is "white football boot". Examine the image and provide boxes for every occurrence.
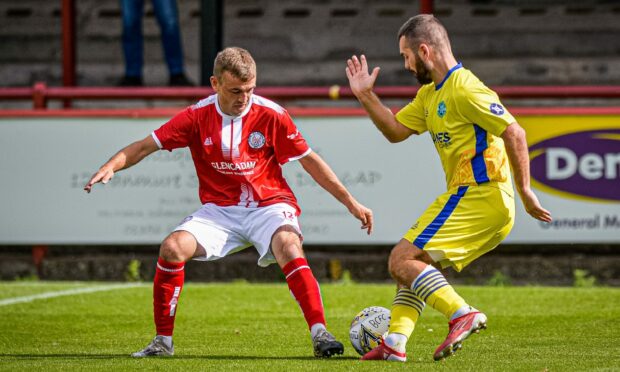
[131,335,174,357]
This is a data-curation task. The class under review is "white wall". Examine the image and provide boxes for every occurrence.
[0,114,618,244]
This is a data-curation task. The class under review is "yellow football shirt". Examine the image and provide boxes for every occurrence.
[396,64,514,195]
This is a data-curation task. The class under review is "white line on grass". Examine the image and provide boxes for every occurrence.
[0,283,146,307]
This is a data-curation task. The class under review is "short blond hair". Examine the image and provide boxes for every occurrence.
[213,47,256,81]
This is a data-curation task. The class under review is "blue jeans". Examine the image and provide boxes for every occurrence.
[121,0,185,77]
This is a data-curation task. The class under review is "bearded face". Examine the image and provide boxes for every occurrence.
[399,36,434,85]
[413,52,433,85]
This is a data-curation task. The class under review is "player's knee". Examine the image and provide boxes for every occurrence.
[388,243,407,270]
[159,233,189,262]
[277,243,304,263]
[388,252,405,280]
[388,241,425,282]
[271,226,303,264]
[273,238,303,261]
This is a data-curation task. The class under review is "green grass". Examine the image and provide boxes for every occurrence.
[0,282,619,371]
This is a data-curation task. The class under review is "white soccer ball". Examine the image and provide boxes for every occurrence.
[349,306,391,355]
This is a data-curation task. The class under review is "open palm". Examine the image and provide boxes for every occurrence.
[346,55,380,97]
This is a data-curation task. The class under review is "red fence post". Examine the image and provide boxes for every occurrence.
[62,0,76,108]
[420,0,434,14]
[32,82,48,109]
[32,245,49,278]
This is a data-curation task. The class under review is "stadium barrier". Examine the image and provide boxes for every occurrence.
[1,82,620,109]
[0,106,618,246]
[0,87,618,281]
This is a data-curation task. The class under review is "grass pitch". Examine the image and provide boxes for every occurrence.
[0,281,618,371]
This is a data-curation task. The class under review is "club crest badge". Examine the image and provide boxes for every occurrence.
[490,103,505,115]
[248,131,266,149]
[437,101,447,118]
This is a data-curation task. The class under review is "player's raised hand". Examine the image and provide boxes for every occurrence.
[520,188,552,223]
[348,200,374,235]
[346,55,380,97]
[84,167,114,193]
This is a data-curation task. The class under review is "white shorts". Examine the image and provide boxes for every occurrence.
[174,203,302,267]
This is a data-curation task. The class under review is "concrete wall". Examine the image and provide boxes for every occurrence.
[2,245,619,286]
[1,0,619,87]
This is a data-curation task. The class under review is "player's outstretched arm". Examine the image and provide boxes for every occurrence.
[298,151,373,235]
[501,122,552,223]
[84,135,159,193]
[346,54,415,143]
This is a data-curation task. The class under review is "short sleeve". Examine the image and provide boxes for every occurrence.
[273,111,311,165]
[457,85,515,137]
[152,106,195,151]
[395,86,428,134]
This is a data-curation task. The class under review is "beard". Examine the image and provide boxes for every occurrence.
[414,55,433,85]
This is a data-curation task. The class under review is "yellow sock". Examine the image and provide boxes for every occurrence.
[388,288,425,337]
[425,285,467,319]
[412,265,467,319]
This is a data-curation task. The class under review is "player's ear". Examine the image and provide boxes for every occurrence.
[210,76,219,92]
[418,44,430,59]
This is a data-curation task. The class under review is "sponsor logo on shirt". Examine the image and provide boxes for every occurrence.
[437,101,447,118]
[490,103,505,115]
[248,131,266,149]
[430,130,452,148]
[211,161,257,171]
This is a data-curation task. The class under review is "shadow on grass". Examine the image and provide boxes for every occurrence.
[0,353,360,361]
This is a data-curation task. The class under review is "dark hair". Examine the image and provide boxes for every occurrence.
[397,14,451,50]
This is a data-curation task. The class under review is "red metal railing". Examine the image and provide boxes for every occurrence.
[1,82,620,110]
[0,106,619,119]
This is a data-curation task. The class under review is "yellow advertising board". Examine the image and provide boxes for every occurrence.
[519,115,620,203]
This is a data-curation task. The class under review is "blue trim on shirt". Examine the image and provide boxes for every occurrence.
[413,186,469,249]
[435,62,462,91]
[472,124,490,184]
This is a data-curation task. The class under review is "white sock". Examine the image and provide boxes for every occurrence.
[384,333,407,353]
[450,305,477,321]
[310,323,326,339]
[157,335,173,348]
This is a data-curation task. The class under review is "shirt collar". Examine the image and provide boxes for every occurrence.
[435,62,462,91]
[214,94,253,120]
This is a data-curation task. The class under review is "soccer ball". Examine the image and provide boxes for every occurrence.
[349,306,391,355]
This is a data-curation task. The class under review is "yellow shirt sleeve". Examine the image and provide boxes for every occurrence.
[395,86,428,134]
[456,85,515,137]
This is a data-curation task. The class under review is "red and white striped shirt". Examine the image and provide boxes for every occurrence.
[152,94,311,214]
